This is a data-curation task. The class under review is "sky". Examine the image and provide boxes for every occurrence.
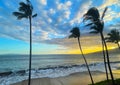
[0,0,120,54]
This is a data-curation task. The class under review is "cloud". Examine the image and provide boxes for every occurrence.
[45,35,101,48]
[99,8,120,25]
[56,1,72,10]
[69,0,92,25]
[64,11,71,19]
[38,0,47,5]
[0,0,120,49]
[49,8,56,14]
[96,0,120,23]
[99,0,118,9]
[42,34,117,54]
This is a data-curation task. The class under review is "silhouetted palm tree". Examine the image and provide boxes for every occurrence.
[69,27,94,85]
[83,7,109,82]
[13,0,37,85]
[83,7,115,85]
[106,29,120,49]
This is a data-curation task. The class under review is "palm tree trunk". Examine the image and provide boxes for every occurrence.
[100,32,115,85]
[28,16,32,85]
[117,42,120,50]
[77,38,94,85]
[101,37,109,81]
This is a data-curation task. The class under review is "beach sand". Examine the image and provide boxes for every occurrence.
[12,71,120,85]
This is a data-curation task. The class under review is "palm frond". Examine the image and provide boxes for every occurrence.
[101,7,108,19]
[85,23,94,26]
[95,20,104,32]
[19,2,27,7]
[84,7,100,21]
[18,14,28,20]
[19,1,33,16]
[69,34,77,38]
[19,5,28,12]
[26,0,33,12]
[106,40,113,42]
[83,16,93,22]
[105,29,120,43]
[89,30,99,34]
[105,37,109,40]
[107,33,112,36]
[13,12,28,19]
[105,37,112,42]
[32,13,37,18]
[90,25,98,31]
[26,0,30,2]
[13,12,24,16]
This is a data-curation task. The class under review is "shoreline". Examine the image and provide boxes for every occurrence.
[11,71,120,85]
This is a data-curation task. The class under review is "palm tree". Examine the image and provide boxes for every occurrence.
[83,7,115,85]
[83,7,109,82]
[69,27,94,85]
[105,29,120,49]
[13,0,37,85]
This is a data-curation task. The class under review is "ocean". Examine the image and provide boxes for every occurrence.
[0,51,120,85]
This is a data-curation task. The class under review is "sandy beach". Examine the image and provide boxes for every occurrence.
[12,71,120,85]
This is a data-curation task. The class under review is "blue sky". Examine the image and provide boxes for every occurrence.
[0,0,120,54]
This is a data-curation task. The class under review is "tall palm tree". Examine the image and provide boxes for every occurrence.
[84,7,109,82]
[105,29,120,49]
[83,7,115,85]
[13,0,37,85]
[69,27,94,85]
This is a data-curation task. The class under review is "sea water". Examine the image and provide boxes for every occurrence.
[0,52,120,85]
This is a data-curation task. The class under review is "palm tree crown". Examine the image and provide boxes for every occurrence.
[84,7,100,21]
[69,27,80,38]
[106,29,120,49]
[13,0,37,20]
[83,7,106,34]
[106,29,120,43]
